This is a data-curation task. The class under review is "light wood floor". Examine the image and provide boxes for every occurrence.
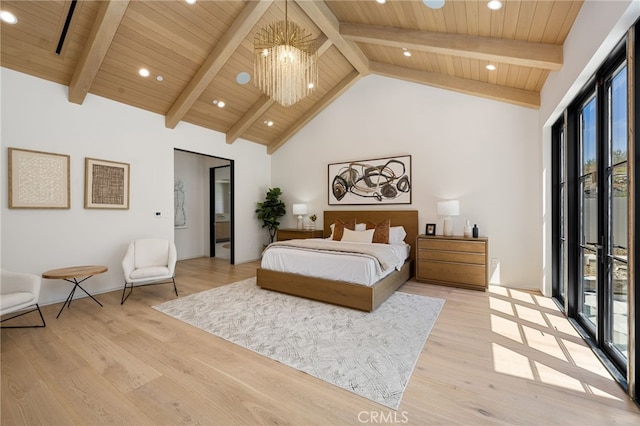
[2,258,639,425]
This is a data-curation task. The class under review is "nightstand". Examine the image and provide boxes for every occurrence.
[416,234,488,291]
[276,228,324,241]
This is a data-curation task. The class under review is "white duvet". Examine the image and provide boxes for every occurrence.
[260,239,411,286]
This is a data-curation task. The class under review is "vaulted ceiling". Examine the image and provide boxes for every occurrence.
[0,0,583,153]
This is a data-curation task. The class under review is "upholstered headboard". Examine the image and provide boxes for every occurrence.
[323,210,419,261]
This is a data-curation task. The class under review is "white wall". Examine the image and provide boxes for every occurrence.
[1,69,270,305]
[539,0,640,295]
[272,75,540,289]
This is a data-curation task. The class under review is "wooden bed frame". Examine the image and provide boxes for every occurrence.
[256,210,419,312]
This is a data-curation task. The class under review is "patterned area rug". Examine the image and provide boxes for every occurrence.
[153,278,445,409]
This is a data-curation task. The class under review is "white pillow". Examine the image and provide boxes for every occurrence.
[341,228,374,243]
[389,226,407,244]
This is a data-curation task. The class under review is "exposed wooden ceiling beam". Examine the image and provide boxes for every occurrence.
[341,22,563,71]
[268,70,362,154]
[226,95,275,144]
[68,0,129,104]
[165,0,272,129]
[226,35,333,145]
[370,61,539,109]
[296,0,369,75]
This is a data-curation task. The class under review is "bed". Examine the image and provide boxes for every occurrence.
[256,210,419,312]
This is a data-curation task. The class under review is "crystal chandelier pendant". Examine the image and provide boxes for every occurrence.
[254,2,317,107]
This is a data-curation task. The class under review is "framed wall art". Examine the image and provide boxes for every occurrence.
[8,147,70,209]
[425,223,436,236]
[85,157,130,209]
[328,155,412,205]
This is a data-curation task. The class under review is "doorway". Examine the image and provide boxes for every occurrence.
[210,164,234,263]
[173,149,233,264]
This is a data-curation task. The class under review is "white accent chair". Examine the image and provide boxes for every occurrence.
[1,269,46,328]
[121,239,178,304]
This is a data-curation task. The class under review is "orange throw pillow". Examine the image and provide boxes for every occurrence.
[366,220,391,244]
[332,219,356,241]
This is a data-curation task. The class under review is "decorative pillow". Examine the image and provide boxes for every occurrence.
[328,222,367,239]
[366,220,391,244]
[389,226,407,244]
[341,228,375,243]
[332,218,356,241]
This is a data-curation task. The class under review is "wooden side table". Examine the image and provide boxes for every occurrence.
[42,265,108,318]
[415,235,488,291]
[276,228,324,241]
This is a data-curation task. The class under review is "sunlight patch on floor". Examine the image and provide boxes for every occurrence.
[490,314,523,344]
[488,287,622,400]
[534,361,586,392]
[514,304,547,326]
[522,325,568,361]
[489,297,514,315]
[492,343,534,380]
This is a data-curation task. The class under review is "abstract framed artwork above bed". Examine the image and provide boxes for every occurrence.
[328,155,411,205]
[257,210,419,312]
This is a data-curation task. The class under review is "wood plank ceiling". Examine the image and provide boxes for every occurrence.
[0,0,583,153]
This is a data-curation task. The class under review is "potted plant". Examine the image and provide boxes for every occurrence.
[255,187,286,244]
[308,214,317,230]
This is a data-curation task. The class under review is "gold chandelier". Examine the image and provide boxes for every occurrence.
[254,0,317,107]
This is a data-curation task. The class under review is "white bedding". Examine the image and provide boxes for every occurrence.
[260,239,411,286]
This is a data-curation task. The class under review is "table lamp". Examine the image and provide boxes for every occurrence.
[437,200,459,236]
[292,204,308,230]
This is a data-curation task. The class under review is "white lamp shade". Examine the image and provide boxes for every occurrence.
[292,204,308,215]
[437,200,460,216]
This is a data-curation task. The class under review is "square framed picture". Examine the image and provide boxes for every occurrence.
[8,147,70,209]
[425,223,436,236]
[85,157,130,209]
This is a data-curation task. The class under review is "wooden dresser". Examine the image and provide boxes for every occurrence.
[416,235,488,291]
[276,228,324,241]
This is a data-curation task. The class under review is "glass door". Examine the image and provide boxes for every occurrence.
[605,63,628,365]
[575,59,629,373]
[552,29,637,402]
[578,94,598,331]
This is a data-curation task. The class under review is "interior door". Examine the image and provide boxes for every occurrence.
[210,164,233,264]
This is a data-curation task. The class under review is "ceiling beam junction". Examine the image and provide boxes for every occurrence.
[295,0,369,75]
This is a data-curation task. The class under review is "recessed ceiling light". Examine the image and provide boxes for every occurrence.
[0,11,18,24]
[138,68,150,77]
[185,0,196,5]
[376,0,387,4]
[487,1,503,10]
[264,120,274,127]
[156,75,164,81]
[213,99,225,108]
[486,64,496,71]
[402,48,412,57]
[308,83,314,89]
[423,0,445,9]
[236,72,251,85]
